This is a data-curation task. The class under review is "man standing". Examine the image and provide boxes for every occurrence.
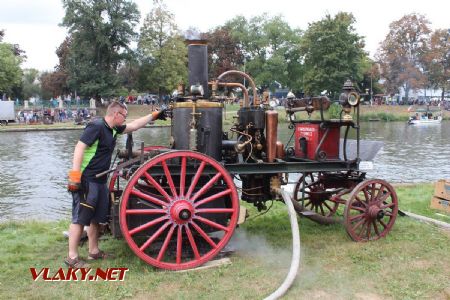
[65,101,166,267]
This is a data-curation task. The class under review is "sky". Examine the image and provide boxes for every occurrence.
[1,0,449,71]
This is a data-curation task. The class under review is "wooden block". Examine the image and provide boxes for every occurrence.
[176,257,231,273]
[430,196,450,213]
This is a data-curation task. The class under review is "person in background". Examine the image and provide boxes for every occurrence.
[65,101,167,268]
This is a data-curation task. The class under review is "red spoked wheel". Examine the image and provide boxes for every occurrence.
[293,172,343,224]
[119,150,239,270]
[344,179,398,242]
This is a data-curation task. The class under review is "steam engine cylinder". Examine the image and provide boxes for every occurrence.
[237,107,265,130]
[172,101,223,161]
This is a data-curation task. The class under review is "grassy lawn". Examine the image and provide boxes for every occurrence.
[0,183,449,299]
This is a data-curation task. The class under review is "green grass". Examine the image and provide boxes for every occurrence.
[0,183,449,299]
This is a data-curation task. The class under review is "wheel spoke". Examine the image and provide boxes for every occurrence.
[194,189,232,208]
[363,188,371,202]
[350,204,366,212]
[370,184,376,201]
[185,225,200,259]
[355,195,368,207]
[319,204,326,216]
[376,191,391,205]
[138,220,171,251]
[380,202,395,209]
[372,220,380,236]
[129,216,167,236]
[191,221,217,248]
[352,218,366,230]
[302,200,312,208]
[143,172,172,201]
[323,201,333,212]
[126,209,166,215]
[196,208,235,214]
[176,226,182,264]
[185,161,206,199]
[195,216,229,232]
[131,189,168,207]
[162,161,178,198]
[190,172,222,202]
[179,156,186,197]
[379,219,387,229]
[356,219,367,236]
[157,225,176,261]
[366,221,371,239]
[350,213,365,221]
[374,185,386,202]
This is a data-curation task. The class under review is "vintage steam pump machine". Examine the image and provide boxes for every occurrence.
[107,40,398,271]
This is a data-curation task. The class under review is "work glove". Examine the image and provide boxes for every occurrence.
[152,107,168,121]
[68,170,82,192]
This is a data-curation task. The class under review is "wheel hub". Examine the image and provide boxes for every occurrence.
[170,200,194,224]
[368,205,382,219]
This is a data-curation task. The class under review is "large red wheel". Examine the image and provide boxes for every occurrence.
[293,172,343,224]
[344,179,398,241]
[119,150,239,270]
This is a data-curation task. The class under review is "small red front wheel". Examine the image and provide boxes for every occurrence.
[119,150,239,270]
[344,179,398,242]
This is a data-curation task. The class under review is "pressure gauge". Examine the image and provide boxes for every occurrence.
[347,92,360,106]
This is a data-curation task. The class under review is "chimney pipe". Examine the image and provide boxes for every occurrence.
[187,40,209,98]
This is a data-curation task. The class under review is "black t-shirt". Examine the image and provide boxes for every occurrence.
[80,118,126,183]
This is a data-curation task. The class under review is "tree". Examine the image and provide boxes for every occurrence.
[226,14,302,92]
[22,68,41,100]
[422,29,450,101]
[117,55,139,93]
[202,26,244,79]
[377,13,431,100]
[61,0,140,100]
[0,43,23,98]
[300,12,366,98]
[138,0,187,96]
[40,37,71,98]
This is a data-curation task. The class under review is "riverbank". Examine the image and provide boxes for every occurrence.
[2,104,444,132]
[0,183,448,299]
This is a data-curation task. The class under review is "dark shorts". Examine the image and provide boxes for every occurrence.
[72,179,110,226]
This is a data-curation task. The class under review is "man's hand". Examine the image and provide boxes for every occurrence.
[68,170,82,192]
[152,108,168,121]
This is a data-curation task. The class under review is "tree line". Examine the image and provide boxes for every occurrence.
[0,0,449,102]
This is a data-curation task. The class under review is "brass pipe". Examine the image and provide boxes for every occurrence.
[230,128,252,152]
[217,70,259,107]
[210,81,249,108]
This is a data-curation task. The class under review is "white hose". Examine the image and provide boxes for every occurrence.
[264,188,301,300]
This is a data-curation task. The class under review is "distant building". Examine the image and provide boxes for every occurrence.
[399,87,447,101]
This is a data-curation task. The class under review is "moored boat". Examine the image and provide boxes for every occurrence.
[407,106,442,125]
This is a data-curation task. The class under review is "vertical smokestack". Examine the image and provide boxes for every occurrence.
[187,40,209,98]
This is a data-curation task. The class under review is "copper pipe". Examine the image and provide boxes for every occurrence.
[265,110,278,162]
[276,141,285,159]
[217,70,259,107]
[210,81,249,108]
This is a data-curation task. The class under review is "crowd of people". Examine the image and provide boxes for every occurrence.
[16,108,91,125]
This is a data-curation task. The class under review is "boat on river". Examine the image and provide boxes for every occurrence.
[407,106,442,125]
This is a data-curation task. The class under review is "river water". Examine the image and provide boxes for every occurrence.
[1,121,449,221]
